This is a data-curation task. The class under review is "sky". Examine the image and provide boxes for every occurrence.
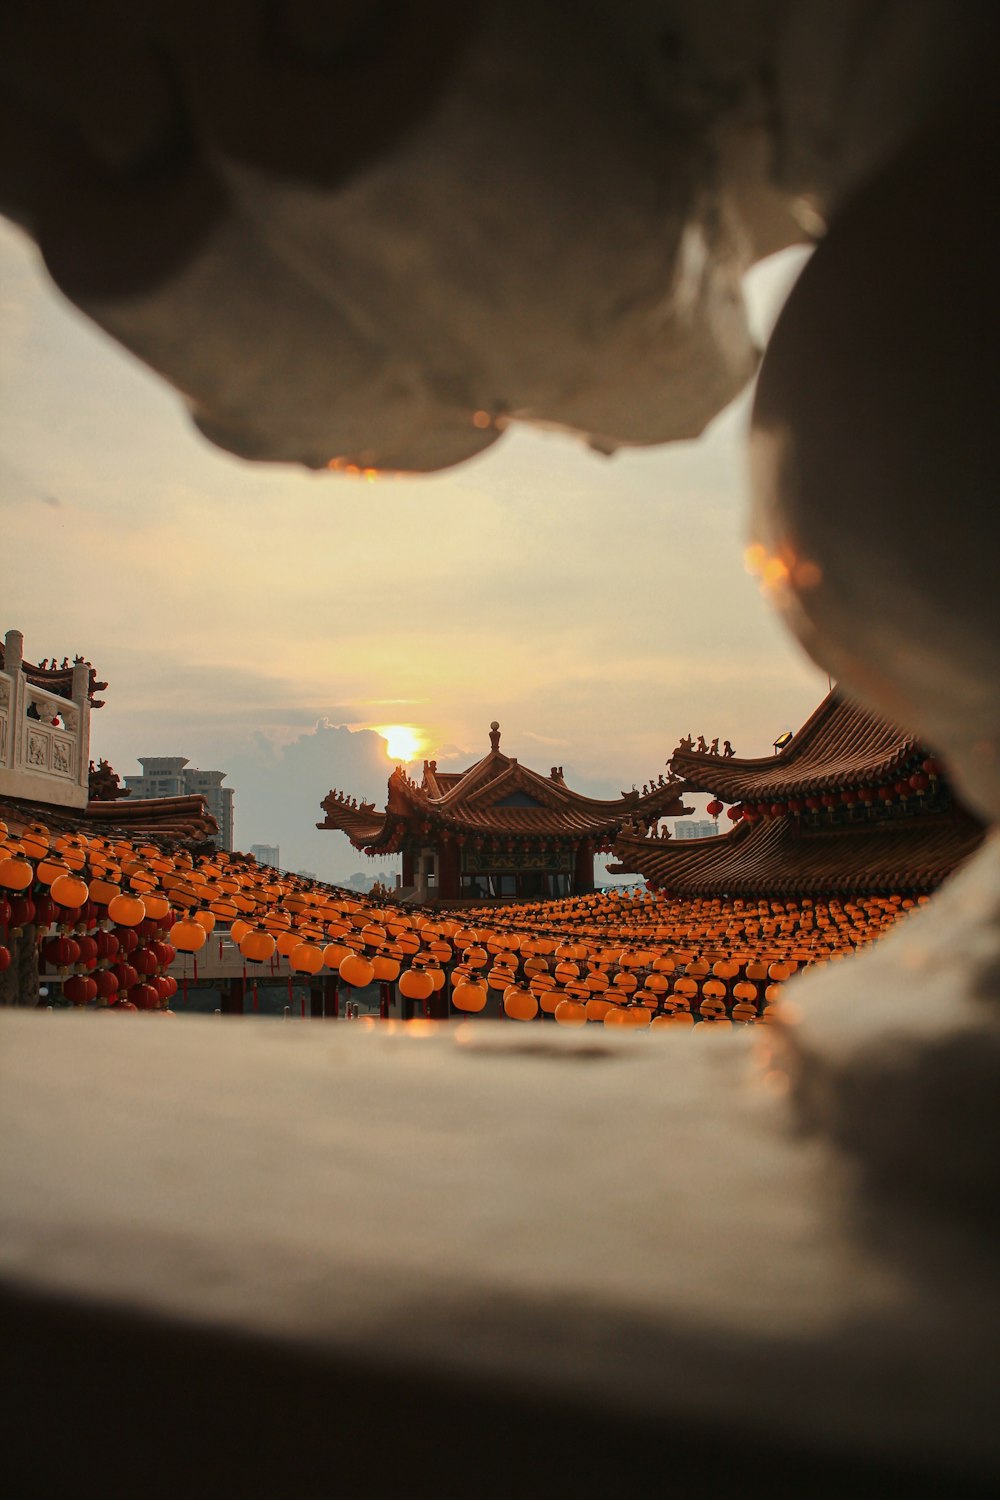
[0,219,825,881]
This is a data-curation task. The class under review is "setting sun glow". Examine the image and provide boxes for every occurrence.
[376,725,424,763]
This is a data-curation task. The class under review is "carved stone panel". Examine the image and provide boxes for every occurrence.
[52,738,72,776]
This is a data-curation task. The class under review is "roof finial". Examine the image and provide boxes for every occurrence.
[489,720,501,752]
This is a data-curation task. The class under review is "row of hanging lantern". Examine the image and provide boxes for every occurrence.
[0,813,921,1024]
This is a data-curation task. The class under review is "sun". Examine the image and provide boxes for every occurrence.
[375,724,424,763]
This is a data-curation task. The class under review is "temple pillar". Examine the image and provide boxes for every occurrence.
[573,839,594,895]
[221,977,244,1016]
[438,840,460,901]
[401,850,414,888]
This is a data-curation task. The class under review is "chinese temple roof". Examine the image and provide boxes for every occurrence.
[610,807,983,896]
[0,794,219,849]
[319,723,691,854]
[0,641,108,709]
[670,691,917,801]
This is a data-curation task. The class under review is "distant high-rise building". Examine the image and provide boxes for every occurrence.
[250,843,280,869]
[124,757,234,850]
[673,818,719,841]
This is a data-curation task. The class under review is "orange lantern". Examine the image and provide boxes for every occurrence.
[107,892,146,927]
[340,953,375,987]
[240,929,276,964]
[290,942,324,975]
[172,917,208,953]
[89,877,121,907]
[554,998,587,1028]
[502,986,537,1021]
[0,857,34,892]
[50,872,89,909]
[399,969,434,1002]
[452,980,487,1013]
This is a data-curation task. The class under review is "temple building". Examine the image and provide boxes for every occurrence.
[610,691,984,896]
[318,721,691,902]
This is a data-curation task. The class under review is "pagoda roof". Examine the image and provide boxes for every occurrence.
[671,691,918,802]
[611,809,983,897]
[0,641,108,709]
[318,727,691,853]
[1,794,219,849]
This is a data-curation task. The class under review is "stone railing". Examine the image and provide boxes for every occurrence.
[0,629,91,810]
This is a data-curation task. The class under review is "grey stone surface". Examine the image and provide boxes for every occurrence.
[3,2,994,471]
[1,1007,997,1491]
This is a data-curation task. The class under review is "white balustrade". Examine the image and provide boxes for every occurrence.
[0,629,92,809]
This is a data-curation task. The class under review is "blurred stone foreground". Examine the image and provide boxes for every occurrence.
[1,5,998,1497]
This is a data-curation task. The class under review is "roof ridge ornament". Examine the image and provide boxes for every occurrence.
[489,720,501,752]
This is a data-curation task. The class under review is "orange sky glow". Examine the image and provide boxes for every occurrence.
[0,220,824,878]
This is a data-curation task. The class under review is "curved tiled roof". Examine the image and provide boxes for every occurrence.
[1,794,219,847]
[0,642,108,708]
[319,738,690,852]
[671,692,919,801]
[611,809,983,896]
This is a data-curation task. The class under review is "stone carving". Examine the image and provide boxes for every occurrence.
[27,733,46,768]
[52,739,71,775]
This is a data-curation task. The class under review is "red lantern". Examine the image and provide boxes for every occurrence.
[113,926,139,954]
[922,757,942,778]
[93,930,120,961]
[129,982,161,1010]
[94,970,119,1000]
[8,897,36,929]
[0,945,10,973]
[33,894,58,929]
[821,794,838,810]
[805,796,822,811]
[771,801,787,817]
[877,786,895,803]
[154,974,177,1002]
[0,898,10,928]
[727,806,742,821]
[75,935,99,966]
[132,947,158,976]
[150,941,176,967]
[44,935,79,969]
[706,800,724,819]
[858,787,876,804]
[109,999,138,1012]
[786,798,804,814]
[909,772,929,793]
[64,974,98,1005]
[111,961,139,991]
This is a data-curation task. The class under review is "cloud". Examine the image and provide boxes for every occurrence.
[224,720,400,883]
